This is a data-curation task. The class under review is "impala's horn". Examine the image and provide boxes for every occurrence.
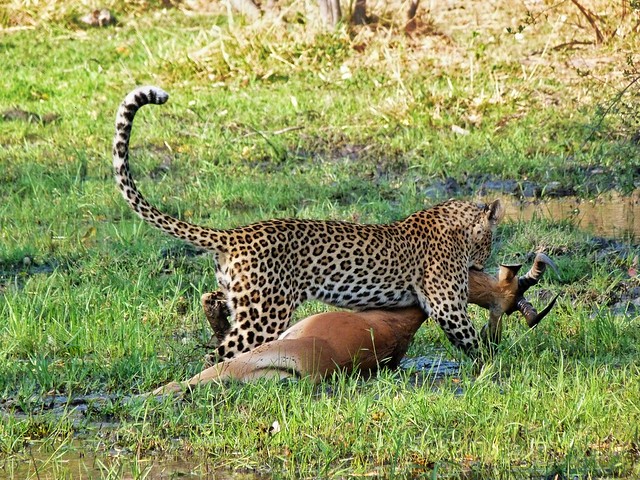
[517,253,560,293]
[515,253,560,327]
[517,293,560,328]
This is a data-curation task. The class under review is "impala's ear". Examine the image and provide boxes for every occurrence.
[498,263,522,282]
[486,199,504,224]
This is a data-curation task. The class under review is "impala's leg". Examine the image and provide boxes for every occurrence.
[486,308,504,345]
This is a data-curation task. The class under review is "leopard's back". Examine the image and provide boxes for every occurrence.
[219,199,498,313]
[216,219,410,308]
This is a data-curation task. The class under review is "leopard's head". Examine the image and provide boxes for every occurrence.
[468,199,504,270]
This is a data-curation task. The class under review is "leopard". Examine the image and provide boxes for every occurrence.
[112,86,504,361]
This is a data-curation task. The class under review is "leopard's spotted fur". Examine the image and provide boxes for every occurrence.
[112,86,504,361]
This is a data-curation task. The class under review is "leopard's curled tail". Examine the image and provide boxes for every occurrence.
[112,86,228,253]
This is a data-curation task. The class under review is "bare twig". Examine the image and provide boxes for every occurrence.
[569,0,604,44]
[242,125,304,137]
[29,445,42,480]
[551,40,594,51]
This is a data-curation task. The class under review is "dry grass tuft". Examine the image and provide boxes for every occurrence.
[160,0,639,119]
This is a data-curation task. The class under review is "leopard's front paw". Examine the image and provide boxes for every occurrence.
[203,352,219,368]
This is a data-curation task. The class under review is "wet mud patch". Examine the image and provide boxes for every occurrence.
[158,242,207,260]
[290,132,409,172]
[609,279,640,316]
[0,352,462,479]
[425,171,636,202]
[130,142,175,180]
[1,108,60,124]
[400,355,460,376]
[1,351,462,420]
[253,129,631,194]
[0,256,64,293]
[1,392,121,419]
[521,233,640,317]
[566,272,640,317]
[268,135,639,209]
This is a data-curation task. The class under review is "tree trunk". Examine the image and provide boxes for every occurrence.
[352,0,367,24]
[318,0,342,27]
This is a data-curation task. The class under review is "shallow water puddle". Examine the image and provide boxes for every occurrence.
[400,355,463,392]
[481,190,640,238]
[400,355,460,376]
[2,444,262,479]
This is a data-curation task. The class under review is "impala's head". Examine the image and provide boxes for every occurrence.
[482,253,560,345]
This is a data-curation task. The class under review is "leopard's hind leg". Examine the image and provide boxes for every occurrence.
[209,289,301,365]
[201,291,231,343]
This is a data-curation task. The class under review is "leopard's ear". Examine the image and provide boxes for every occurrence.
[486,199,504,224]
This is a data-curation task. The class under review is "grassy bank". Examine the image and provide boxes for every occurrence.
[2,0,640,477]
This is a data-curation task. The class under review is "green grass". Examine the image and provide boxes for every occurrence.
[2,0,640,478]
